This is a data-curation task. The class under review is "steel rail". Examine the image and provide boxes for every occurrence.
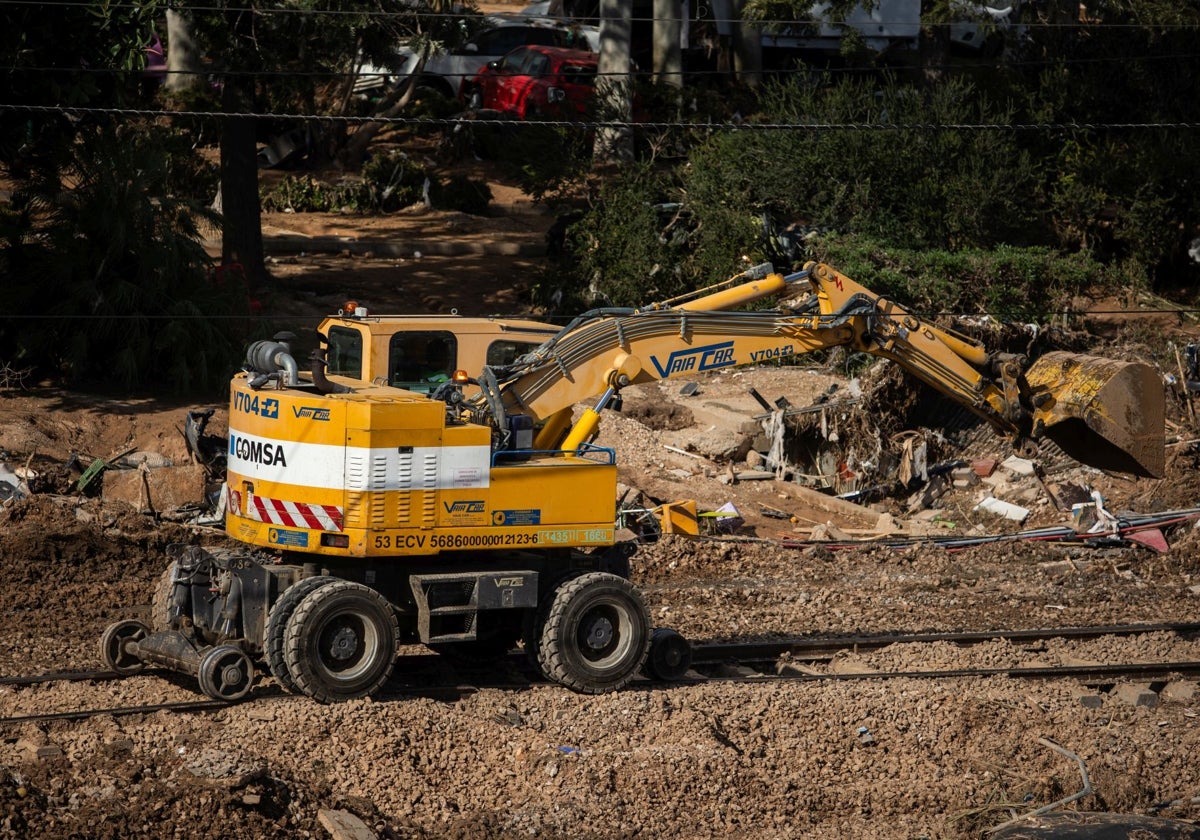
[4,659,1197,726]
[688,621,1200,664]
[0,669,122,687]
[3,622,1197,723]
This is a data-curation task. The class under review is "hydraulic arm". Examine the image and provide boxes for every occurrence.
[466,261,1164,478]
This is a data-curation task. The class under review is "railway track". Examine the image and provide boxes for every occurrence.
[3,621,1198,725]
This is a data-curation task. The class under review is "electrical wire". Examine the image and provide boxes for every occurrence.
[1,0,1198,30]
[4,102,1200,132]
[7,45,1200,82]
[4,307,1200,323]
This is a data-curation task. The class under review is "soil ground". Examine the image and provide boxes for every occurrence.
[7,290,1200,840]
[3,375,1200,839]
[4,103,1200,837]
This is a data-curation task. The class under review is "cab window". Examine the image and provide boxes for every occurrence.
[388,331,458,394]
[486,339,541,367]
[326,326,363,379]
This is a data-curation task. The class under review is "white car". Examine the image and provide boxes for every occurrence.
[356,13,599,99]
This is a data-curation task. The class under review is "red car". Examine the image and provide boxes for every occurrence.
[462,44,598,119]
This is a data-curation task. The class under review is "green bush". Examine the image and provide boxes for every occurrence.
[684,73,1043,253]
[360,150,429,211]
[542,162,702,310]
[541,68,1192,317]
[261,175,352,212]
[804,236,1126,322]
[260,151,429,213]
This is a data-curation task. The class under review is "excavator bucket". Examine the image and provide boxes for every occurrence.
[1023,351,1165,478]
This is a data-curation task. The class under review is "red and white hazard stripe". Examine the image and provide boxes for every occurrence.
[231,490,344,532]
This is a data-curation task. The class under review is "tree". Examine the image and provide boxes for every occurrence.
[0,0,163,171]
[0,2,244,392]
[179,0,481,286]
[165,9,204,93]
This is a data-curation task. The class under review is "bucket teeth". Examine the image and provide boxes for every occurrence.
[1024,351,1165,478]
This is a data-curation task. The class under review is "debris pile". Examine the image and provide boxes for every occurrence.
[607,361,1197,555]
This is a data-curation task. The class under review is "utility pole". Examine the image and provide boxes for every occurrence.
[653,0,684,88]
[595,0,634,160]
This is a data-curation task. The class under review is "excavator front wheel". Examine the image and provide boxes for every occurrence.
[534,572,651,694]
[265,575,339,693]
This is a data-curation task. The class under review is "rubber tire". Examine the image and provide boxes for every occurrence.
[283,580,400,703]
[150,560,178,631]
[264,575,338,694]
[100,619,151,675]
[535,572,650,694]
[197,644,255,701]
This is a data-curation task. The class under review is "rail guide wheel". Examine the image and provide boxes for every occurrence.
[646,628,692,681]
[197,645,256,701]
[535,572,651,695]
[100,619,151,675]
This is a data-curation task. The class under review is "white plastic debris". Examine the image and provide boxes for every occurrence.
[0,462,30,502]
[974,496,1030,523]
[999,455,1036,477]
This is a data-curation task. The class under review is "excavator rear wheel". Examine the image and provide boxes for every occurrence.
[282,580,400,704]
[265,575,338,694]
[534,572,650,695]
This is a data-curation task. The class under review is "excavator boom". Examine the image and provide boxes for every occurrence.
[471,262,1165,477]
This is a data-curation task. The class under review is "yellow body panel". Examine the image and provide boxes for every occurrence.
[225,375,617,559]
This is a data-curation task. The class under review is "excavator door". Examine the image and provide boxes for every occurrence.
[1023,351,1165,478]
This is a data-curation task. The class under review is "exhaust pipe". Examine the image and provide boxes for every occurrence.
[310,350,354,394]
[245,334,299,387]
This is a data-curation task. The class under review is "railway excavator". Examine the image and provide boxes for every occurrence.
[100,261,1165,702]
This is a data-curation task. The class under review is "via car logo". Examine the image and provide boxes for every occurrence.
[649,341,736,377]
[444,500,486,514]
[293,406,331,421]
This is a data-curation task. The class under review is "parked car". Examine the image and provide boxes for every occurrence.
[355,13,599,100]
[461,44,598,119]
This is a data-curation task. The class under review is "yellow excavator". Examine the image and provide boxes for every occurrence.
[100,261,1165,703]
